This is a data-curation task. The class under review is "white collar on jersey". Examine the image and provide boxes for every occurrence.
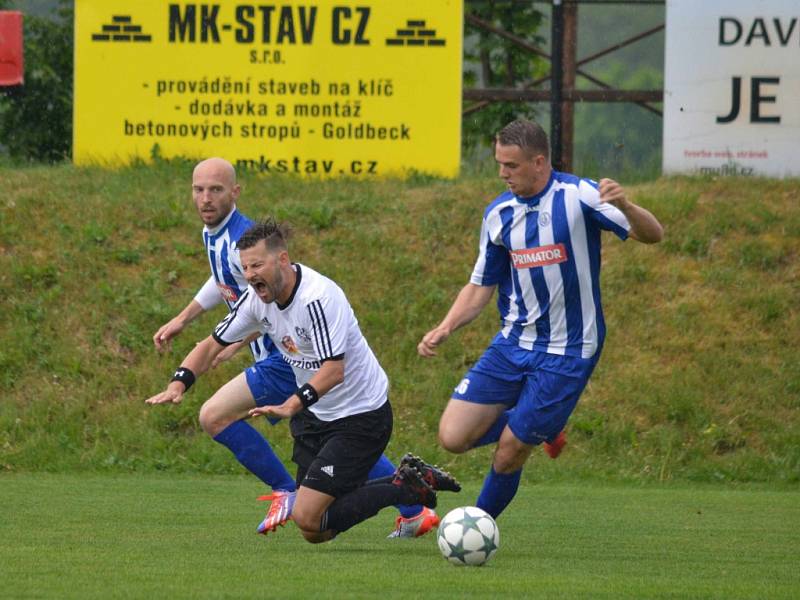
[203,205,238,236]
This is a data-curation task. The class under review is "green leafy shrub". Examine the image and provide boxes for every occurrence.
[0,1,73,161]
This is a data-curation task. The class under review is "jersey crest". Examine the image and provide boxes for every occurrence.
[295,326,312,343]
[216,282,239,303]
[280,335,299,354]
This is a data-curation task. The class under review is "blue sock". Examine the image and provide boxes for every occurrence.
[472,410,511,448]
[213,420,296,492]
[368,454,422,519]
[476,466,522,519]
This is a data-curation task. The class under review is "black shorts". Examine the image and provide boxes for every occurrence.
[289,400,393,498]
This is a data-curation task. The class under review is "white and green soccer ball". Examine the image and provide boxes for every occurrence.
[437,506,500,566]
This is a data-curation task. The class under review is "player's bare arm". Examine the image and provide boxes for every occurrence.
[598,178,664,244]
[210,331,262,368]
[153,299,207,352]
[145,335,227,405]
[248,358,345,420]
[418,283,495,357]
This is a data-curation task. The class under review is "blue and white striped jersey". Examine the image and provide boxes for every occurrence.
[471,171,631,359]
[193,207,279,362]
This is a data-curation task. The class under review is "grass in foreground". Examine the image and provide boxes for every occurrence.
[1,474,798,599]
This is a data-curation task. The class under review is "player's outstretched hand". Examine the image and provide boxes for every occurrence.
[145,387,183,405]
[249,395,303,420]
[598,178,629,210]
[153,317,187,352]
[418,327,449,358]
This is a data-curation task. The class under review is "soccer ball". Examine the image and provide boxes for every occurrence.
[437,506,499,566]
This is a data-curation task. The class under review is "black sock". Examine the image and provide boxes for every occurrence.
[364,475,394,486]
[322,483,410,534]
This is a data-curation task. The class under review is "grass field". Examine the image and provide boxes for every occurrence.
[1,163,799,598]
[2,474,798,599]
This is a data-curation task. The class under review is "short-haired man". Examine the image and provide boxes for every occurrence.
[147,218,460,543]
[150,159,436,537]
[418,119,663,519]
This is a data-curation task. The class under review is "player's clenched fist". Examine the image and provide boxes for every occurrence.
[418,328,449,357]
[598,178,629,210]
[152,317,186,352]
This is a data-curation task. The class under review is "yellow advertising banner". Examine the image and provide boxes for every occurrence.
[74,0,463,177]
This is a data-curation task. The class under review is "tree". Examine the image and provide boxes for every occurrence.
[462,1,548,150]
[0,0,73,162]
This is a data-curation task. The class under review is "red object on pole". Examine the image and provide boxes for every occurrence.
[0,11,24,86]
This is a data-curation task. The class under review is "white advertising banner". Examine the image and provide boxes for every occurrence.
[663,0,800,178]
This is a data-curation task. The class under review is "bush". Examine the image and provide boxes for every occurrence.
[0,0,72,162]
[462,1,547,150]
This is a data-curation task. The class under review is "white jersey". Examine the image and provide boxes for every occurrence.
[471,171,630,359]
[212,263,389,421]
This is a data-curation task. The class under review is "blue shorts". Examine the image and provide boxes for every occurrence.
[451,333,598,445]
[244,355,297,425]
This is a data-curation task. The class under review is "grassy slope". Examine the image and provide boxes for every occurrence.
[0,162,798,483]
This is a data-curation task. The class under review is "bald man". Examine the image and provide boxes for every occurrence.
[150,159,437,538]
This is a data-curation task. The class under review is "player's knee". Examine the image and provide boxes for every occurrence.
[299,530,327,544]
[292,505,322,534]
[438,425,471,454]
[198,402,232,437]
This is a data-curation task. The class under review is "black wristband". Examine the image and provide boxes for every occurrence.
[296,383,319,408]
[170,367,196,392]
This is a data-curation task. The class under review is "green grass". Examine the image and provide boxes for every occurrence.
[0,162,799,483]
[1,474,798,599]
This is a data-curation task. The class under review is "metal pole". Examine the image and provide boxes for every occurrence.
[550,0,564,171]
[562,1,578,172]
